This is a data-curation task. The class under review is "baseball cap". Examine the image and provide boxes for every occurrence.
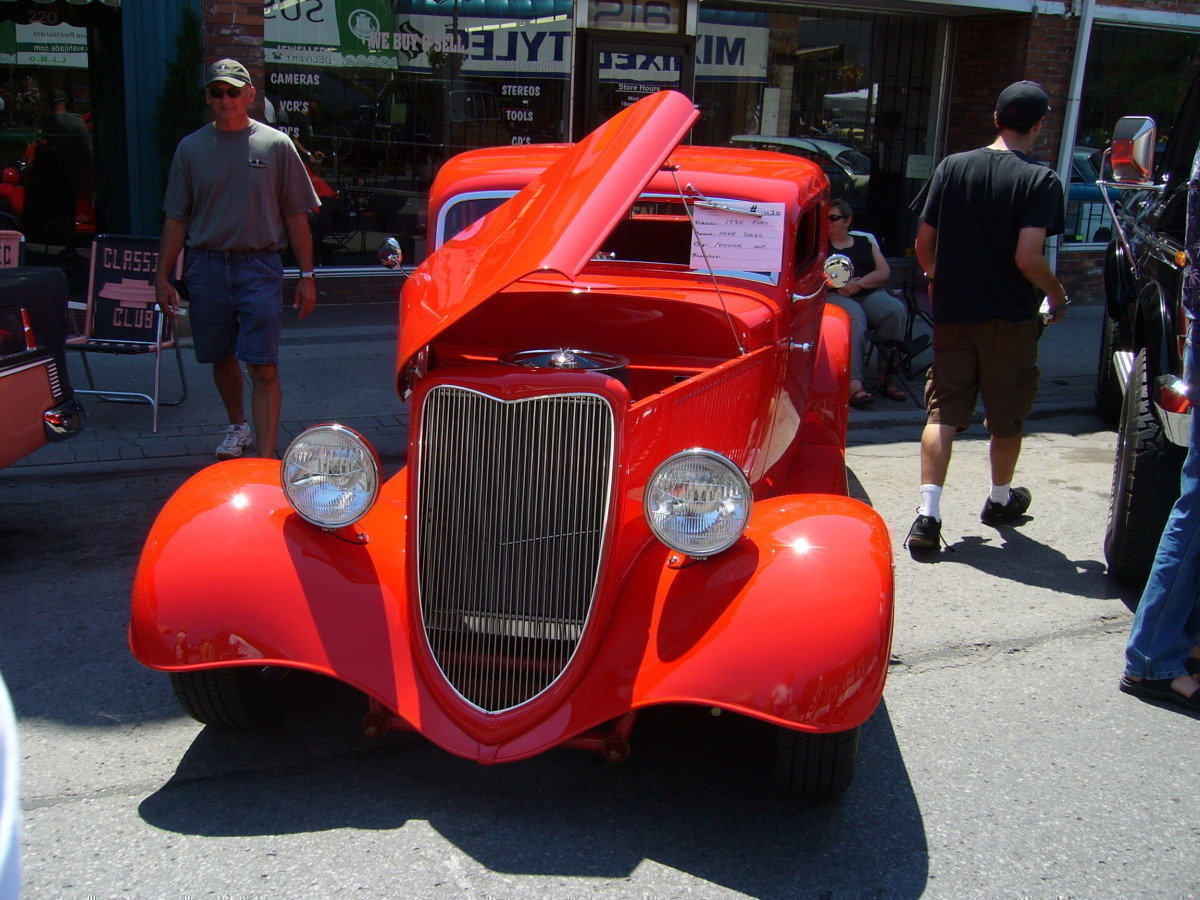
[204,59,251,89]
[995,80,1051,129]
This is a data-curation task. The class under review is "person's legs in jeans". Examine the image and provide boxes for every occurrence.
[860,289,908,394]
[186,250,245,430]
[825,293,868,394]
[232,253,284,457]
[1125,333,1200,693]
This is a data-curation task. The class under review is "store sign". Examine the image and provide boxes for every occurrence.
[586,0,683,34]
[597,23,767,84]
[265,0,764,83]
[377,16,573,77]
[0,21,88,68]
[265,0,399,69]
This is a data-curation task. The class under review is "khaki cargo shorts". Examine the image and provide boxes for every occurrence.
[924,319,1040,438]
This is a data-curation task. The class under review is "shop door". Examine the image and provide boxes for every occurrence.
[575,33,695,137]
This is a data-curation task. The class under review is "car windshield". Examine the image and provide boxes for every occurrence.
[438,191,783,284]
[1073,148,1102,182]
[835,149,872,176]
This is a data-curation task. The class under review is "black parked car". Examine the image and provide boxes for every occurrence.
[1097,70,1200,584]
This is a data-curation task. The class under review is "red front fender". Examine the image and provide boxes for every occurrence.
[587,493,893,735]
[132,464,892,760]
[129,460,421,716]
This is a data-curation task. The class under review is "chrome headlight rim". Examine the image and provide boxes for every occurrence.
[281,424,381,528]
[643,447,752,558]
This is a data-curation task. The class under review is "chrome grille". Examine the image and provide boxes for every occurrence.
[46,359,63,400]
[416,385,615,712]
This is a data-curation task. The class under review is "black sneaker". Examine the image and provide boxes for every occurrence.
[905,514,942,555]
[980,486,1032,526]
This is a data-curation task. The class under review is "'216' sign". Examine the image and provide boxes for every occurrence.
[588,0,683,33]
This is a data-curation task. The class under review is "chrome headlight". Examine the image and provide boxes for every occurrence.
[644,449,751,557]
[281,425,380,528]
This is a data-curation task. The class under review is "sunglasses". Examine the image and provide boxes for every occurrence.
[207,86,243,99]
[828,214,848,222]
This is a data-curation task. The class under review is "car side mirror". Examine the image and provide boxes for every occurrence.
[1109,116,1156,184]
[824,253,853,288]
[378,237,404,269]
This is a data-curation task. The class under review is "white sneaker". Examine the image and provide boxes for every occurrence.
[215,423,253,460]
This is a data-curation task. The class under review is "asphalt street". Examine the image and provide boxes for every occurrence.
[7,297,1199,897]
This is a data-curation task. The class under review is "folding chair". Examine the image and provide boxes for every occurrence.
[0,230,23,268]
[66,235,187,432]
[864,275,934,407]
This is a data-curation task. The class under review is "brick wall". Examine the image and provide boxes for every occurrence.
[1057,248,1106,303]
[945,17,1031,153]
[946,13,1078,160]
[202,1,266,116]
[1102,0,1196,11]
[948,13,1101,300]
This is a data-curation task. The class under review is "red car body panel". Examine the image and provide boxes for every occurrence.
[0,267,85,469]
[131,461,891,763]
[130,89,892,770]
[0,363,55,469]
[399,90,698,372]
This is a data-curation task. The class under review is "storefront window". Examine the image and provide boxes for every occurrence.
[1070,25,1200,245]
[0,18,94,262]
[693,6,939,261]
[264,0,572,269]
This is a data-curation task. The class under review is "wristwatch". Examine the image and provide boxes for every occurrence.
[299,271,315,279]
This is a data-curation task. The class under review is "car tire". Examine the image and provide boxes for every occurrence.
[774,725,859,801]
[1104,349,1185,585]
[169,667,293,731]
[1095,312,1125,426]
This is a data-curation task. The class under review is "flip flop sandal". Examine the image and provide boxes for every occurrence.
[880,383,907,403]
[1119,675,1200,711]
[849,389,875,408]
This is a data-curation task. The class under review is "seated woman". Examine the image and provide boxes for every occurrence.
[825,199,908,406]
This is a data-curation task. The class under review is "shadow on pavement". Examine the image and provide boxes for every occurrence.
[137,683,929,898]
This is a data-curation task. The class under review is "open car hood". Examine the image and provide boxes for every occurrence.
[398,90,700,371]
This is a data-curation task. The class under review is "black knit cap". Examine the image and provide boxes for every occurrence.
[995,80,1051,131]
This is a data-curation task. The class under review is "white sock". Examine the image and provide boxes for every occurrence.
[990,483,1012,505]
[919,484,942,520]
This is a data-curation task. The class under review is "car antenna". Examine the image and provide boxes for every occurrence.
[668,169,746,356]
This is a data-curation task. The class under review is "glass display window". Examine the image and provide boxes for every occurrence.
[265,0,572,269]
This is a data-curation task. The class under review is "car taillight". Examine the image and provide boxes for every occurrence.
[1158,379,1191,415]
[21,309,36,351]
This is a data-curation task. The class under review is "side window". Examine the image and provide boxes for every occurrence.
[793,205,821,277]
[1159,187,1187,240]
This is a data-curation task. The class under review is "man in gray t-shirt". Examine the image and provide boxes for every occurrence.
[155,58,319,461]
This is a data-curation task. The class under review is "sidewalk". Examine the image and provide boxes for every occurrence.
[6,300,1105,475]
[850,299,1103,432]
[10,301,408,474]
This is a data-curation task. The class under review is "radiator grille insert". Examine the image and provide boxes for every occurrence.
[416,386,614,712]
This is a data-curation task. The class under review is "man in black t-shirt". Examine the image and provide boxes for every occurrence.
[905,80,1069,556]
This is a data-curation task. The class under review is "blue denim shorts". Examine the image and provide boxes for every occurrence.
[184,249,284,366]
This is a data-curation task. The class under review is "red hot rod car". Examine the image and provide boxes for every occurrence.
[130,90,894,800]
